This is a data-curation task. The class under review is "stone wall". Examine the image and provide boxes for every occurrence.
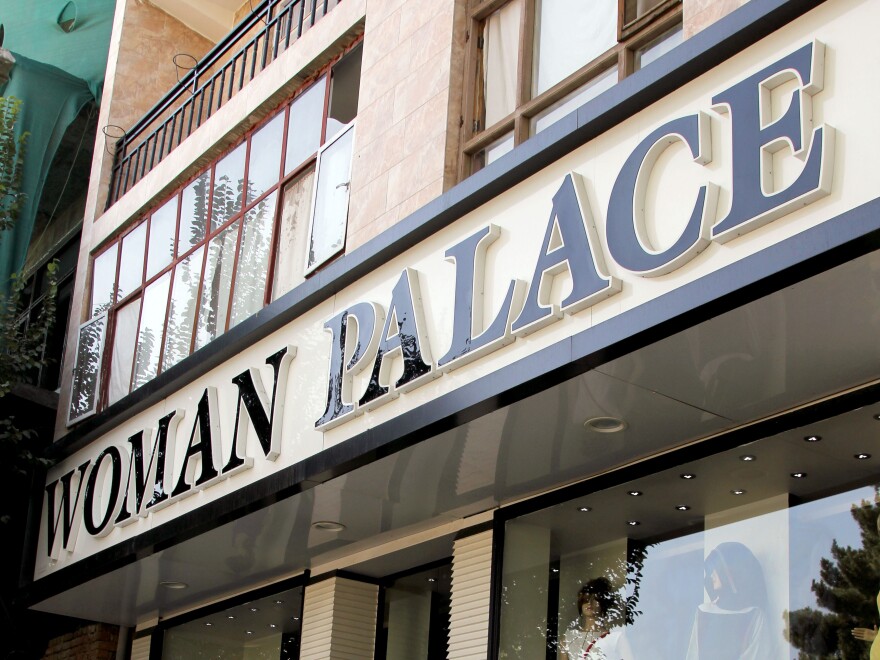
[346,0,466,250]
[41,623,119,660]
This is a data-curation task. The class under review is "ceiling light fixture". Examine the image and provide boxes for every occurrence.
[427,577,436,582]
[873,414,880,421]
[228,616,235,620]
[159,581,188,590]
[577,506,592,513]
[739,455,756,462]
[731,489,747,495]
[250,607,259,612]
[855,453,872,460]
[205,622,213,627]
[626,520,640,526]
[274,600,284,605]
[675,505,690,511]
[803,435,822,442]
[269,624,277,629]
[584,416,628,433]
[312,521,346,532]
[627,490,642,497]
[791,472,807,478]
[680,473,696,480]
[246,630,254,635]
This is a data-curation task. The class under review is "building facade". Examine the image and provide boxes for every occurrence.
[19,0,880,657]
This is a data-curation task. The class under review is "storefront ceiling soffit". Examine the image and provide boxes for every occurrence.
[148,0,243,43]
[29,248,880,626]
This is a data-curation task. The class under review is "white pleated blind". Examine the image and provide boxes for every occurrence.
[448,530,493,659]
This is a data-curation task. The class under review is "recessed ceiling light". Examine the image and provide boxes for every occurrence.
[269,624,277,629]
[274,600,284,605]
[228,615,235,620]
[551,568,560,573]
[159,581,188,589]
[855,453,872,460]
[675,505,690,511]
[873,414,880,421]
[680,473,696,480]
[791,472,807,478]
[205,622,213,627]
[627,490,642,497]
[250,607,259,612]
[803,435,821,442]
[246,630,254,635]
[577,506,592,513]
[731,489,746,495]
[739,455,756,462]
[427,577,436,582]
[626,520,640,526]
[292,617,300,621]
[584,416,628,433]
[312,521,346,532]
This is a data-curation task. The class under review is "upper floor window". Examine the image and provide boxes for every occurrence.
[67,43,362,425]
[462,0,682,174]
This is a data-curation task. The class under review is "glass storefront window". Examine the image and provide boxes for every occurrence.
[498,406,880,659]
[162,584,304,659]
[376,563,452,659]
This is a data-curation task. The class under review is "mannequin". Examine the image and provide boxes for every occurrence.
[559,577,632,660]
[850,513,880,659]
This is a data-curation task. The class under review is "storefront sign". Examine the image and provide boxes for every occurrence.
[40,39,839,566]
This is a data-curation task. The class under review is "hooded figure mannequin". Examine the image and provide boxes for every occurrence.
[685,542,772,660]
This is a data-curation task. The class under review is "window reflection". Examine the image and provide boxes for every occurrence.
[179,173,209,255]
[147,196,178,279]
[91,245,117,316]
[131,272,171,390]
[212,143,247,232]
[117,223,146,300]
[162,246,204,371]
[230,191,276,328]
[195,221,239,350]
[248,114,284,205]
[499,409,880,659]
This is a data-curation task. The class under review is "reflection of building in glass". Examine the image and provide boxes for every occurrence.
[10,0,880,658]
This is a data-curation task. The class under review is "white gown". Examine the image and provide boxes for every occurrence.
[562,628,626,659]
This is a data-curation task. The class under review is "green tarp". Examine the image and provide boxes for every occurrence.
[0,0,114,293]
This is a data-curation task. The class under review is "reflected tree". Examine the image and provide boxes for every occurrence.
[787,495,880,659]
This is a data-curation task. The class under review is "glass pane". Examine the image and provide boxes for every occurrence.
[230,191,276,328]
[195,221,240,350]
[635,24,683,70]
[625,0,667,24]
[481,1,521,127]
[67,314,107,424]
[532,0,617,97]
[91,245,118,317]
[147,196,178,279]
[107,298,141,405]
[179,173,209,256]
[377,564,452,659]
[248,113,285,206]
[117,222,146,300]
[162,585,303,659]
[211,143,247,232]
[325,43,362,139]
[532,68,617,134]
[162,246,204,372]
[131,272,171,390]
[272,168,315,300]
[498,408,880,660]
[306,125,354,272]
[474,132,514,172]
[285,77,326,175]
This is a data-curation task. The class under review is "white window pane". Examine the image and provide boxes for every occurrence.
[475,132,514,171]
[195,221,240,350]
[67,314,107,424]
[211,143,246,232]
[117,222,146,300]
[306,124,354,273]
[285,77,325,175]
[533,0,617,97]
[532,67,617,134]
[179,173,209,255]
[91,245,118,317]
[131,272,171,390]
[108,299,141,405]
[482,1,521,127]
[162,246,204,372]
[147,196,178,279]
[272,168,315,300]
[230,191,277,328]
[635,24,683,70]
[248,113,284,206]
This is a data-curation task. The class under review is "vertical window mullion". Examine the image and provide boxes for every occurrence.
[265,104,292,307]
[189,236,211,356]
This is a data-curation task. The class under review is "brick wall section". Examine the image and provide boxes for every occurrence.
[346,0,467,250]
[41,623,119,660]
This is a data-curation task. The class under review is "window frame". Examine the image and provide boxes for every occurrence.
[459,0,683,179]
[70,40,363,425]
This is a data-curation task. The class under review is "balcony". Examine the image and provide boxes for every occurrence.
[106,0,341,207]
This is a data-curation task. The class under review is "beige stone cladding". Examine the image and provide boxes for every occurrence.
[347,0,466,250]
[684,0,752,37]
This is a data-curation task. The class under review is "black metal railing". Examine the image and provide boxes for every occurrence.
[107,0,340,207]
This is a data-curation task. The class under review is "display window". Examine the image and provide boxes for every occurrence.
[496,406,880,659]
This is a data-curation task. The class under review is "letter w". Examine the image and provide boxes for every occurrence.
[45,461,90,559]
